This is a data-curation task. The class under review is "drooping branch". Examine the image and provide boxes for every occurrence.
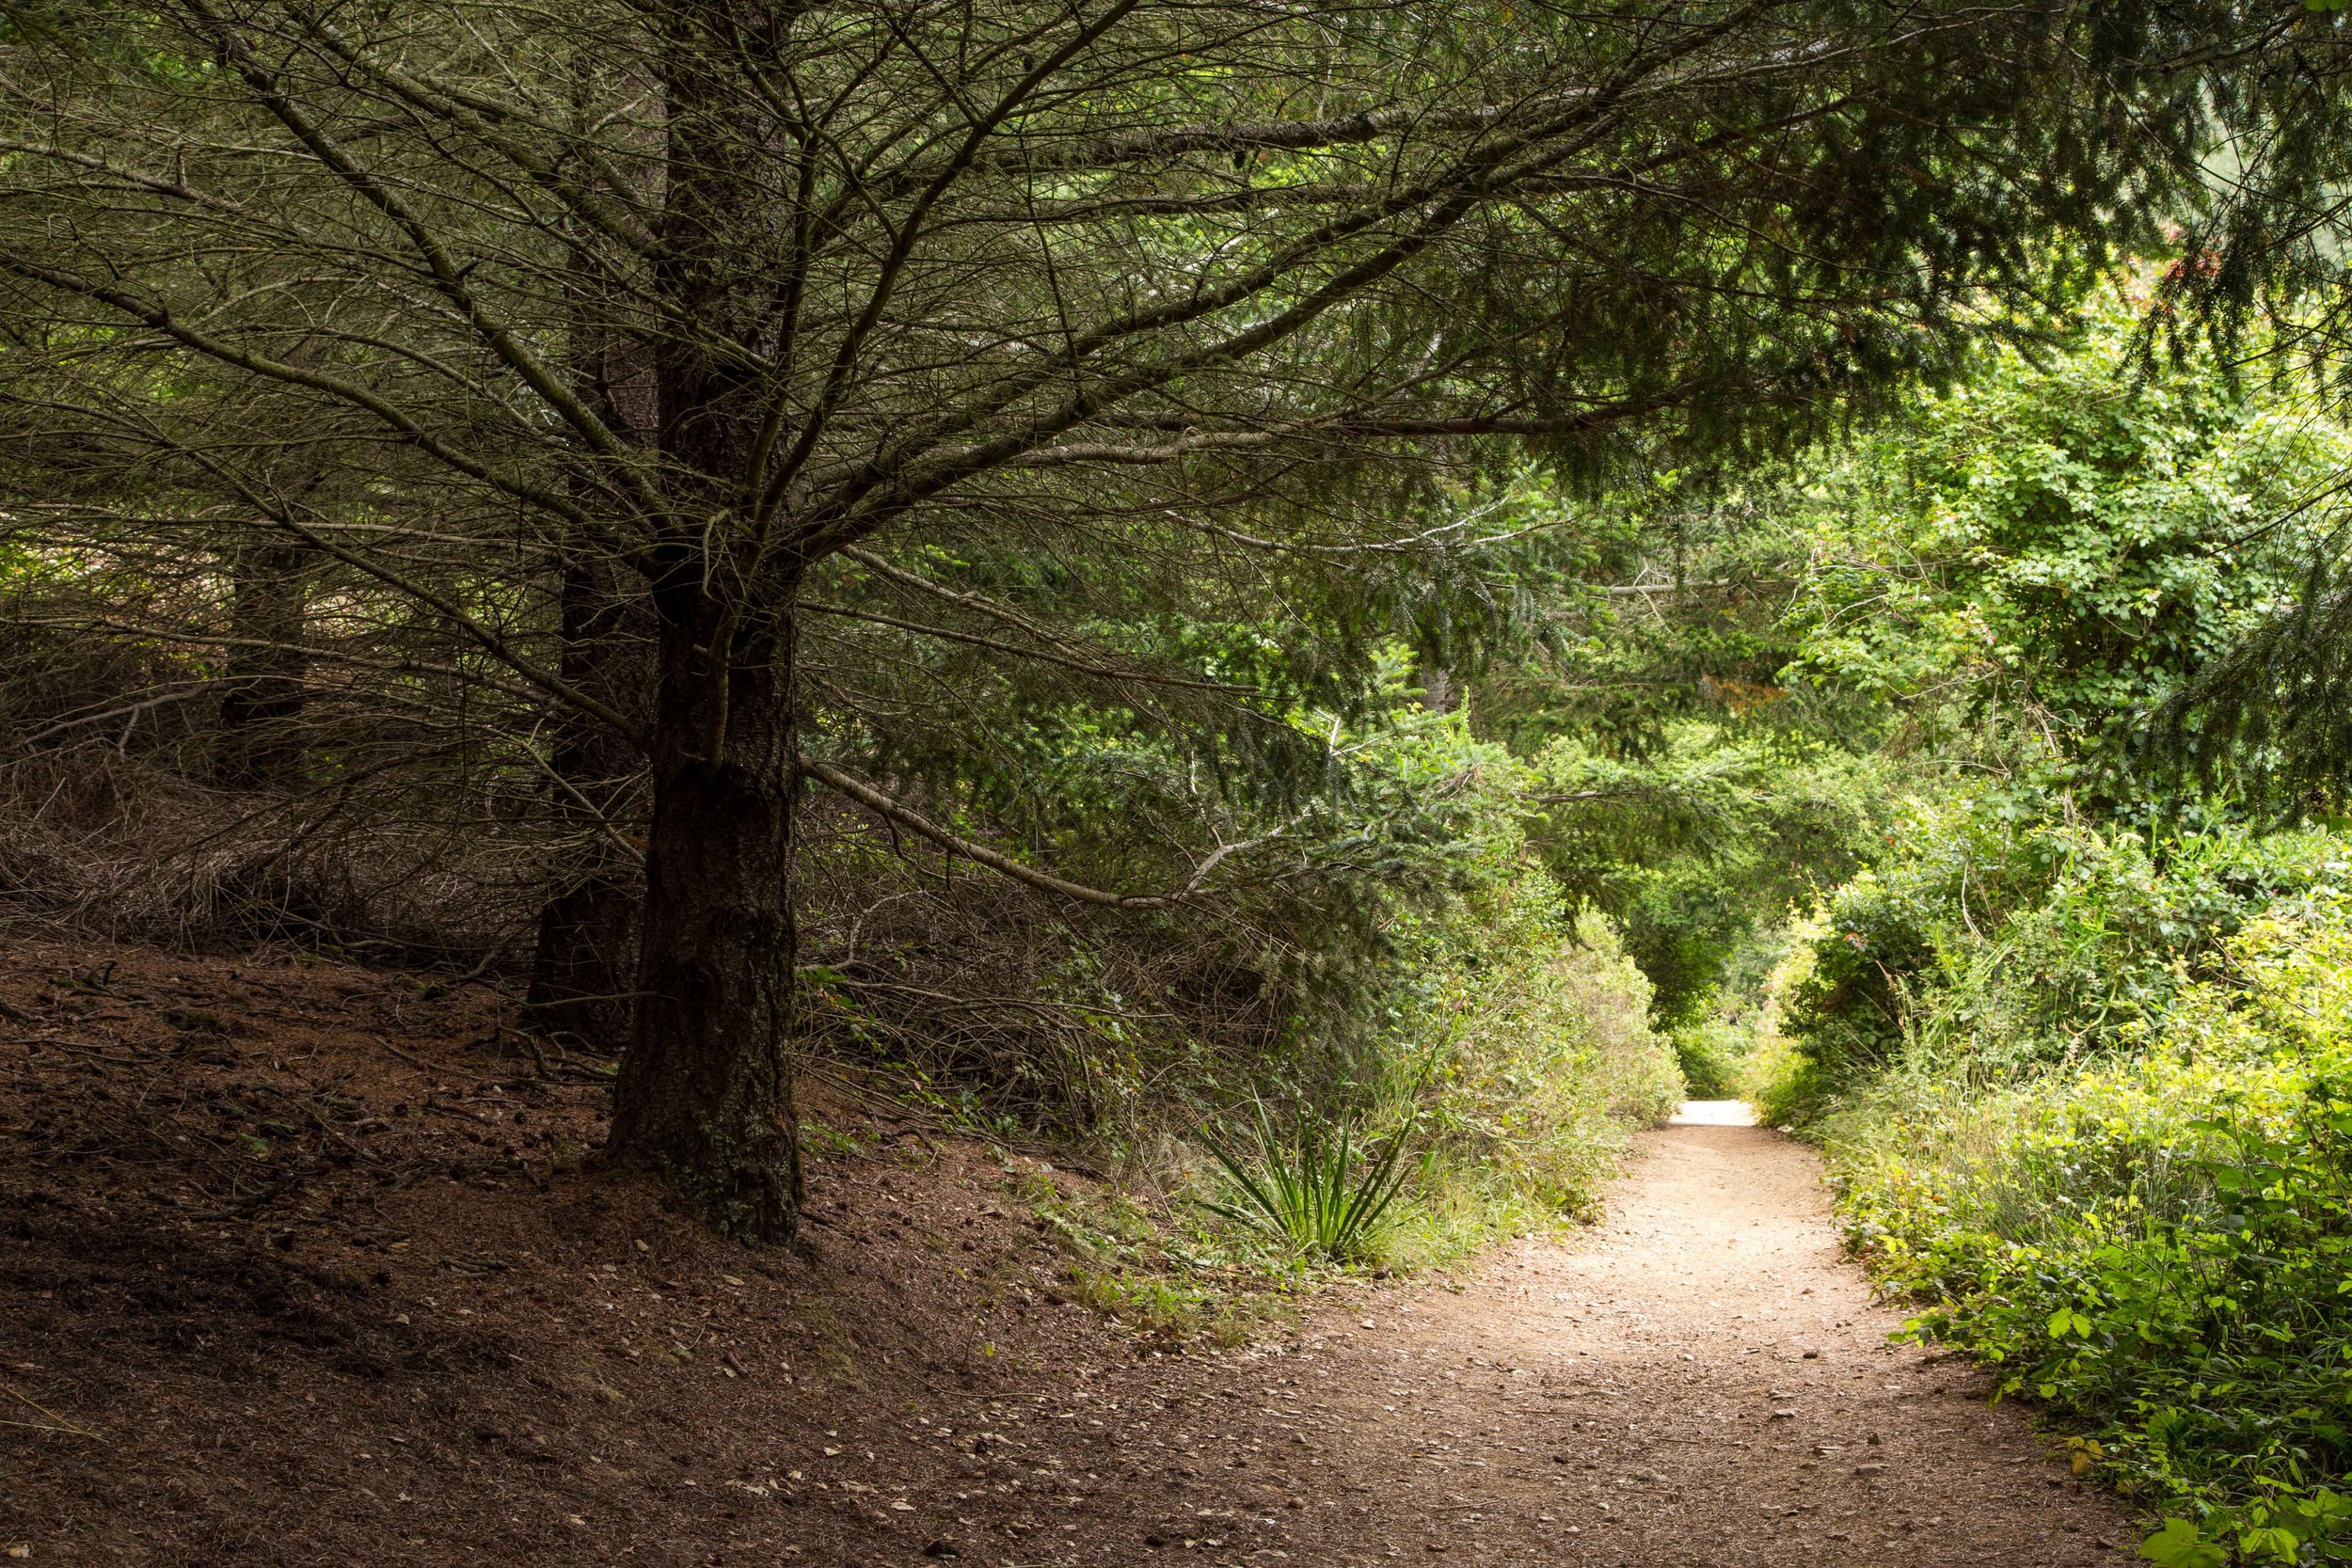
[799,600,1257,696]
[800,756,1289,910]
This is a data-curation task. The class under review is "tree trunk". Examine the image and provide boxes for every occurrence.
[215,542,310,790]
[525,551,644,1054]
[600,580,803,1241]
[600,0,803,1240]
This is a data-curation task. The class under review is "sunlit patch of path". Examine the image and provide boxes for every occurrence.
[1668,1098,1757,1126]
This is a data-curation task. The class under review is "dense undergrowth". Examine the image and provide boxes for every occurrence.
[1757,808,2352,1562]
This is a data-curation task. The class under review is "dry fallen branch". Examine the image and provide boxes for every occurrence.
[2,1385,104,1444]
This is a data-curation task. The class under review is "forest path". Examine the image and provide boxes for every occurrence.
[0,946,2138,1568]
[1051,1105,2137,1568]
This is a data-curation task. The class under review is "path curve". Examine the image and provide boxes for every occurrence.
[1058,1107,2134,1567]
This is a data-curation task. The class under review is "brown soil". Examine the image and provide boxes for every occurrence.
[0,937,2131,1566]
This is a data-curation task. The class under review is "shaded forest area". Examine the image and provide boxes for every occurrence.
[9,1,2352,1563]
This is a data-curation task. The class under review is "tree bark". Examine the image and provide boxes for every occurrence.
[597,0,805,1240]
[215,542,310,790]
[525,550,644,1054]
[600,576,803,1241]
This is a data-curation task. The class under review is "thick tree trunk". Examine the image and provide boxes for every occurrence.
[215,542,310,790]
[600,582,803,1241]
[600,0,803,1239]
[525,552,644,1054]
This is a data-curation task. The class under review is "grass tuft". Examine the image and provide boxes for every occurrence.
[1197,1100,1418,1264]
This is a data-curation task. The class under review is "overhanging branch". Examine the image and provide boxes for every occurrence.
[800,756,1282,910]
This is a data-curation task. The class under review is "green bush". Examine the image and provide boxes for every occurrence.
[1355,875,1683,1264]
[1828,891,2352,1562]
[1672,1019,1747,1099]
[1779,865,1939,1093]
[1762,794,2352,1127]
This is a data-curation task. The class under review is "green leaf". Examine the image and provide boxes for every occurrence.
[2236,1525,2301,1562]
[2138,1518,2226,1568]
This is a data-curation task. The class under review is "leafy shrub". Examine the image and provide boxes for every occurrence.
[1923,826,2345,1074]
[1829,892,2352,1562]
[1778,865,1939,1095]
[1672,1019,1747,1099]
[1391,897,1683,1227]
[1764,795,2352,1126]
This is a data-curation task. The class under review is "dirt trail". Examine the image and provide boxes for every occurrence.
[1042,1103,2136,1567]
[0,936,2140,1568]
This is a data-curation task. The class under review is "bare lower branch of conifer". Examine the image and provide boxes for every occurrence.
[799,757,1292,911]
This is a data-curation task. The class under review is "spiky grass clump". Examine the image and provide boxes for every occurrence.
[1200,1101,1416,1264]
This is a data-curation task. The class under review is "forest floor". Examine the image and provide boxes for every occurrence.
[0,936,2132,1566]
